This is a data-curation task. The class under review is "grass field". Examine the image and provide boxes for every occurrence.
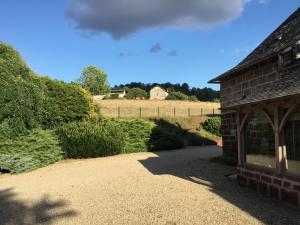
[95,99,221,118]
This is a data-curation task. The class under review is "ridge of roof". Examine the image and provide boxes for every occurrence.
[209,7,300,83]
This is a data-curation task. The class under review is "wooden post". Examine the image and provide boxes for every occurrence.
[118,107,121,119]
[237,112,243,166]
[201,108,203,116]
[188,108,191,117]
[174,107,176,117]
[213,108,215,116]
[139,107,142,118]
[157,107,160,117]
[274,107,284,175]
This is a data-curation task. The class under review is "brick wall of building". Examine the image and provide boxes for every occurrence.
[221,111,238,157]
[237,167,300,206]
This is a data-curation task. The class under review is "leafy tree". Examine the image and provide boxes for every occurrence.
[126,88,148,99]
[77,66,110,95]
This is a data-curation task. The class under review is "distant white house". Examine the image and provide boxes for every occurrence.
[150,86,168,100]
[93,89,126,101]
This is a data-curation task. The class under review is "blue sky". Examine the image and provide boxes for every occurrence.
[0,0,299,90]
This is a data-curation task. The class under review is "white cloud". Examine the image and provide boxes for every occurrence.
[66,0,249,39]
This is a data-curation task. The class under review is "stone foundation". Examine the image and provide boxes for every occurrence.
[221,111,238,157]
[237,167,300,206]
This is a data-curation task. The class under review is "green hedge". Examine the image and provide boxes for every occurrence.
[106,119,154,153]
[57,120,125,158]
[202,117,221,137]
[0,129,64,174]
[41,77,91,128]
[166,91,189,101]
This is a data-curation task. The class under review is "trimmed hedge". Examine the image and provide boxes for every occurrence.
[106,119,154,153]
[202,117,221,137]
[41,77,91,128]
[57,120,125,158]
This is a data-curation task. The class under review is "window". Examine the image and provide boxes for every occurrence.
[284,106,300,175]
[245,112,276,168]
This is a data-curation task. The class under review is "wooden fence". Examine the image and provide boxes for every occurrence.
[99,106,221,118]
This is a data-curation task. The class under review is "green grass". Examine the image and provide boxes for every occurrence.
[0,129,64,174]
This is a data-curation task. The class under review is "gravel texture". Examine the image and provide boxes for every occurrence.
[0,146,299,225]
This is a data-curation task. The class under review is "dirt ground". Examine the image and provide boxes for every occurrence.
[0,146,299,225]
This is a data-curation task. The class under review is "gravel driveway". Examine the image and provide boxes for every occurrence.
[0,146,299,225]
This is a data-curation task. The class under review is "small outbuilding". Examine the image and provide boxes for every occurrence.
[150,86,168,100]
[209,8,300,206]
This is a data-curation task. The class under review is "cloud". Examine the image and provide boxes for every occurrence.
[150,43,162,53]
[66,0,248,39]
[167,50,178,57]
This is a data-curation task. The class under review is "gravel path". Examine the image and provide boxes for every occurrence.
[0,146,299,225]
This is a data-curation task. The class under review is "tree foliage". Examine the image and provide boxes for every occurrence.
[166,91,189,101]
[114,82,220,101]
[77,66,110,95]
[125,87,148,99]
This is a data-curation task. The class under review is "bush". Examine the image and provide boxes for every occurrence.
[148,119,185,150]
[109,94,119,99]
[189,95,198,101]
[166,91,189,101]
[0,43,45,136]
[0,129,64,174]
[126,88,148,99]
[57,120,125,158]
[107,119,154,153]
[41,77,91,128]
[202,117,221,137]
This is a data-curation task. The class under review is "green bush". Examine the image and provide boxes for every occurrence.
[109,94,119,99]
[189,95,198,101]
[166,91,189,101]
[0,129,64,174]
[107,119,154,153]
[202,117,221,137]
[41,77,91,128]
[0,43,45,135]
[126,88,148,99]
[57,120,125,158]
[149,119,185,150]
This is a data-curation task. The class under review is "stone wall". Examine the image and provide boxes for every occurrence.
[221,111,238,157]
[237,167,300,206]
[220,57,279,109]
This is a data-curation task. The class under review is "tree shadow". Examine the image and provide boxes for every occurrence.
[139,152,300,225]
[0,188,77,225]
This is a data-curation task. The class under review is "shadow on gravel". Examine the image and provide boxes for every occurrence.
[0,188,77,225]
[139,153,300,225]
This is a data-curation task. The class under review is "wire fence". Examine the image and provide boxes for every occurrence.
[100,106,221,118]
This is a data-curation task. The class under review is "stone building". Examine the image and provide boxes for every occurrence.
[150,86,168,100]
[209,8,300,206]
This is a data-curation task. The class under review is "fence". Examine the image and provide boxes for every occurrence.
[99,106,221,118]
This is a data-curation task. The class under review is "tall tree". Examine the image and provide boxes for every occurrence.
[78,66,110,95]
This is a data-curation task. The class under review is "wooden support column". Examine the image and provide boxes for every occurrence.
[274,107,283,175]
[237,112,243,166]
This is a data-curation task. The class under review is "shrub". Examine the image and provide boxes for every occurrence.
[189,95,198,101]
[109,93,119,99]
[57,120,125,158]
[148,119,185,150]
[126,88,148,99]
[107,119,154,153]
[0,43,44,136]
[202,117,221,137]
[41,77,91,128]
[166,91,189,101]
[0,129,64,174]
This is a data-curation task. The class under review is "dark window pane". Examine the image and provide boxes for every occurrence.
[245,112,275,168]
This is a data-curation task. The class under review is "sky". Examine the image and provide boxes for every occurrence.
[0,0,299,90]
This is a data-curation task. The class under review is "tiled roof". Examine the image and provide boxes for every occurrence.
[209,7,300,83]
